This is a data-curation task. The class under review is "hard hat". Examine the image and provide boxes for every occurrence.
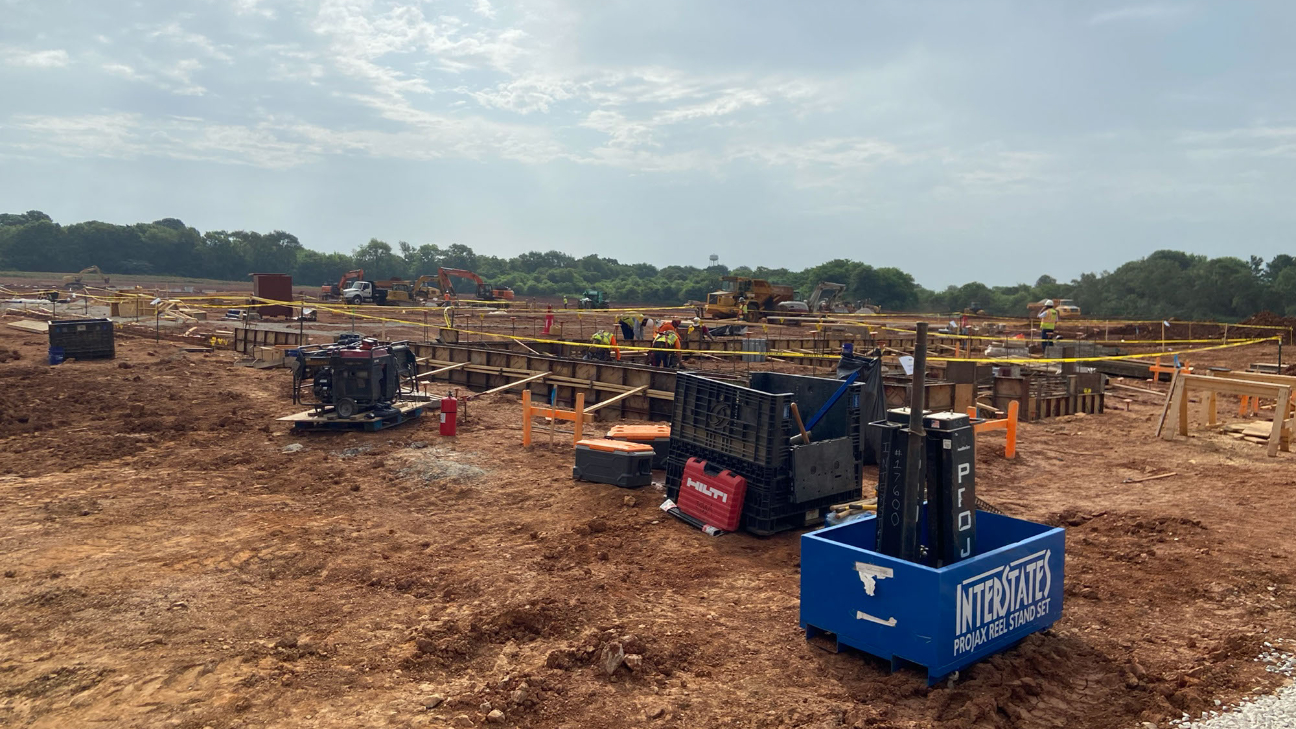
[1044,299,1055,307]
[692,317,700,325]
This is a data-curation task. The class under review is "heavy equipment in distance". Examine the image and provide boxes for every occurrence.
[437,267,515,303]
[1027,298,1082,318]
[579,289,610,309]
[321,269,364,301]
[63,266,110,289]
[702,276,795,321]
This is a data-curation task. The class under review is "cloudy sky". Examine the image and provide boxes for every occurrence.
[1,1,1293,287]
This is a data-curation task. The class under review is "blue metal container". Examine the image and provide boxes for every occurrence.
[47,347,65,366]
[801,509,1064,684]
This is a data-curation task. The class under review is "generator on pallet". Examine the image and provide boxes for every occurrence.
[290,337,420,418]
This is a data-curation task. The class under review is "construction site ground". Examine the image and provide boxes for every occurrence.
[1,333,1295,729]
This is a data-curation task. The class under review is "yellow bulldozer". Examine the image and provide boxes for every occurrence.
[702,276,795,321]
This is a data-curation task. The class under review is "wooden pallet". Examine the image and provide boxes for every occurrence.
[279,400,433,432]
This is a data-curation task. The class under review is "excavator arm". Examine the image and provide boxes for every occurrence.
[437,267,485,298]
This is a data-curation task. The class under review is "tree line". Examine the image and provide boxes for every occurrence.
[2,210,1294,320]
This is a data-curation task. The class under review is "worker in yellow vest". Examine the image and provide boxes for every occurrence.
[587,330,620,361]
[1039,300,1060,351]
[651,329,681,367]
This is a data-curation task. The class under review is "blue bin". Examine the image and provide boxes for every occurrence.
[48,347,65,366]
[801,509,1064,684]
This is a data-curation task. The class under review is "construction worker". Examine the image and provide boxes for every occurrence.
[563,295,569,309]
[617,313,639,341]
[687,317,713,342]
[1039,299,1060,351]
[587,330,620,361]
[651,328,681,367]
[542,304,554,335]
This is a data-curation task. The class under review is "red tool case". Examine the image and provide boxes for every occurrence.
[677,457,747,532]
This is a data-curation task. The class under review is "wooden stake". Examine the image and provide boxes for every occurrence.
[790,402,811,443]
[1121,472,1178,484]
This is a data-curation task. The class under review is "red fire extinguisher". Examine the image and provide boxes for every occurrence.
[439,393,457,436]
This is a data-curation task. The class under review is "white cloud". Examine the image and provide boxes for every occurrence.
[2,48,70,68]
[1176,126,1296,160]
[580,110,655,149]
[472,0,496,20]
[101,62,143,80]
[1088,4,1191,25]
[147,22,234,62]
[231,0,276,19]
[5,113,147,159]
[463,74,575,114]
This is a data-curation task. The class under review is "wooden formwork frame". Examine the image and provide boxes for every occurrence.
[1157,372,1293,457]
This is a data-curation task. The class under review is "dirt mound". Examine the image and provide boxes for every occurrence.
[1240,311,1296,342]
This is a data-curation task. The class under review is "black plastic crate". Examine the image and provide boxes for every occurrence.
[48,318,115,360]
[749,372,863,441]
[665,448,862,536]
[665,439,785,490]
[670,373,793,468]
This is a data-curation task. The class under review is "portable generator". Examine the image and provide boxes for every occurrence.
[291,339,419,418]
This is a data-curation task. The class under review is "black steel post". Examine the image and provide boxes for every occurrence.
[899,322,928,561]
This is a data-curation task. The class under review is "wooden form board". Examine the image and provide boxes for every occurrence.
[410,342,674,421]
[1157,373,1293,457]
[6,319,49,333]
[233,327,306,355]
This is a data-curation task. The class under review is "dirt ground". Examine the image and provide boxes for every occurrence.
[1,334,1294,729]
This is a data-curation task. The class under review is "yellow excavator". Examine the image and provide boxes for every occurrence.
[63,266,110,289]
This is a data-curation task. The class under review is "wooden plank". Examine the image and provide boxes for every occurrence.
[1207,370,1296,387]
[1267,386,1290,457]
[1110,382,1164,395]
[1180,374,1287,399]
[1155,370,1181,439]
[468,371,547,399]
[584,385,648,413]
[276,399,426,423]
[415,361,470,380]
[413,356,675,400]
[6,319,49,333]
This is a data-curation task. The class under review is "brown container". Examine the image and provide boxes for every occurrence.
[252,273,293,318]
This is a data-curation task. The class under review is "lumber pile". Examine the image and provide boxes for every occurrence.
[1222,422,1293,447]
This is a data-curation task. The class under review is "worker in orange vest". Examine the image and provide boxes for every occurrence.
[543,304,554,335]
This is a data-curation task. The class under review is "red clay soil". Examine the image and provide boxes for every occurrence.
[0,338,1293,729]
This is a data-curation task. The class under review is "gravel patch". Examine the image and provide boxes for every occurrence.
[1169,639,1295,729]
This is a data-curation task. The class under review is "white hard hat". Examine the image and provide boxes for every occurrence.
[1044,299,1055,307]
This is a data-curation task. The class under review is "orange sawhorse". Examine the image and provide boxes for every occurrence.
[966,400,1019,459]
[1148,357,1189,382]
[522,390,590,447]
